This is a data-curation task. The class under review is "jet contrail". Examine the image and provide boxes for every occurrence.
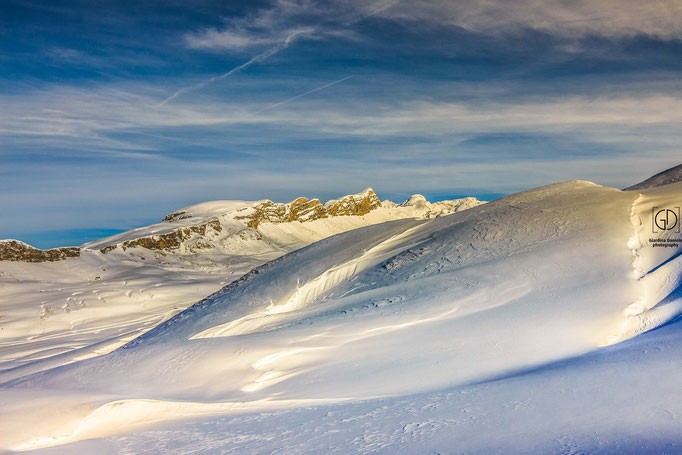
[251,75,354,115]
[157,0,397,107]
[158,30,310,106]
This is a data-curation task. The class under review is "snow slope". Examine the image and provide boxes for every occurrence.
[0,191,483,380]
[23,311,682,455]
[1,180,680,452]
[624,163,682,190]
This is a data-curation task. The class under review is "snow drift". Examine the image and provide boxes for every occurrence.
[0,190,483,381]
[1,180,681,451]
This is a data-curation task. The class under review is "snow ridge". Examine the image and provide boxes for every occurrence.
[609,190,682,344]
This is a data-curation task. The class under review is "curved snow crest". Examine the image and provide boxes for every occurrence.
[5,180,682,451]
[121,218,429,347]
[191,223,429,339]
[9,396,355,452]
[609,183,682,344]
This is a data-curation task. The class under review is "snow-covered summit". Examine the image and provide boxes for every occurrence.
[82,189,485,259]
[624,163,682,190]
[400,193,483,217]
[400,193,428,207]
[1,189,484,263]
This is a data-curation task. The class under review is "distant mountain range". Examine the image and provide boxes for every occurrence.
[1,189,483,262]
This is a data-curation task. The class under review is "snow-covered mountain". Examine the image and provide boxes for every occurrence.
[624,163,682,190]
[0,189,484,381]
[1,176,680,453]
[83,188,482,263]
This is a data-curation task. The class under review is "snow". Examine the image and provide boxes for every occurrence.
[15,315,681,454]
[624,163,682,190]
[0,192,483,379]
[0,181,680,453]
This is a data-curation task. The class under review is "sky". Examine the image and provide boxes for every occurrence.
[1,0,681,247]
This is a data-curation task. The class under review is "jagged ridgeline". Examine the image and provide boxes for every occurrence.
[232,189,382,228]
[1,189,485,261]
[98,220,224,253]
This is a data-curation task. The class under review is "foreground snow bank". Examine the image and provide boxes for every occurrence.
[23,313,682,454]
[1,180,681,452]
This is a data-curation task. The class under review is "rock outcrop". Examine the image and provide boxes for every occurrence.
[236,189,381,228]
[4,188,484,261]
[101,220,223,253]
[0,240,80,262]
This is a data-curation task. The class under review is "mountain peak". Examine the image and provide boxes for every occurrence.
[400,194,428,207]
[624,163,682,191]
[242,189,382,229]
[10,189,483,261]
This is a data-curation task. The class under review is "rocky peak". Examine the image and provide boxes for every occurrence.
[400,194,428,208]
[99,220,223,253]
[162,211,193,222]
[239,197,326,228]
[324,188,382,217]
[237,189,382,229]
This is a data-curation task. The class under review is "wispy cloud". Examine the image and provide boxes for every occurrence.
[184,0,681,56]
[4,0,681,244]
[251,75,354,114]
[163,0,396,105]
[159,28,313,106]
[185,29,277,50]
[4,82,681,154]
[376,0,682,39]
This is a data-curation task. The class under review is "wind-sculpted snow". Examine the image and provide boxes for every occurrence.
[611,182,682,342]
[0,190,484,380]
[2,180,682,452]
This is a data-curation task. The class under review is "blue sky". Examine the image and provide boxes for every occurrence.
[1,0,681,247]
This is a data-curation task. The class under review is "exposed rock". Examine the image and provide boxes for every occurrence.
[326,188,382,217]
[107,220,223,252]
[0,240,80,262]
[237,197,327,229]
[162,211,192,222]
[99,244,118,254]
[237,189,382,229]
[55,189,482,259]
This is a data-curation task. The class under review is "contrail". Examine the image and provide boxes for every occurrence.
[158,30,310,106]
[157,0,398,107]
[251,75,354,115]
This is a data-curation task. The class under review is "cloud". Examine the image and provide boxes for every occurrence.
[184,0,321,51]
[376,0,682,39]
[251,75,354,114]
[184,0,682,54]
[185,29,276,50]
[183,0,393,52]
[160,28,314,105]
[3,81,681,238]
[3,81,681,157]
[167,0,390,104]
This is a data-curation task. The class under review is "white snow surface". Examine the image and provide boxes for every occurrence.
[1,181,681,453]
[0,192,483,382]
